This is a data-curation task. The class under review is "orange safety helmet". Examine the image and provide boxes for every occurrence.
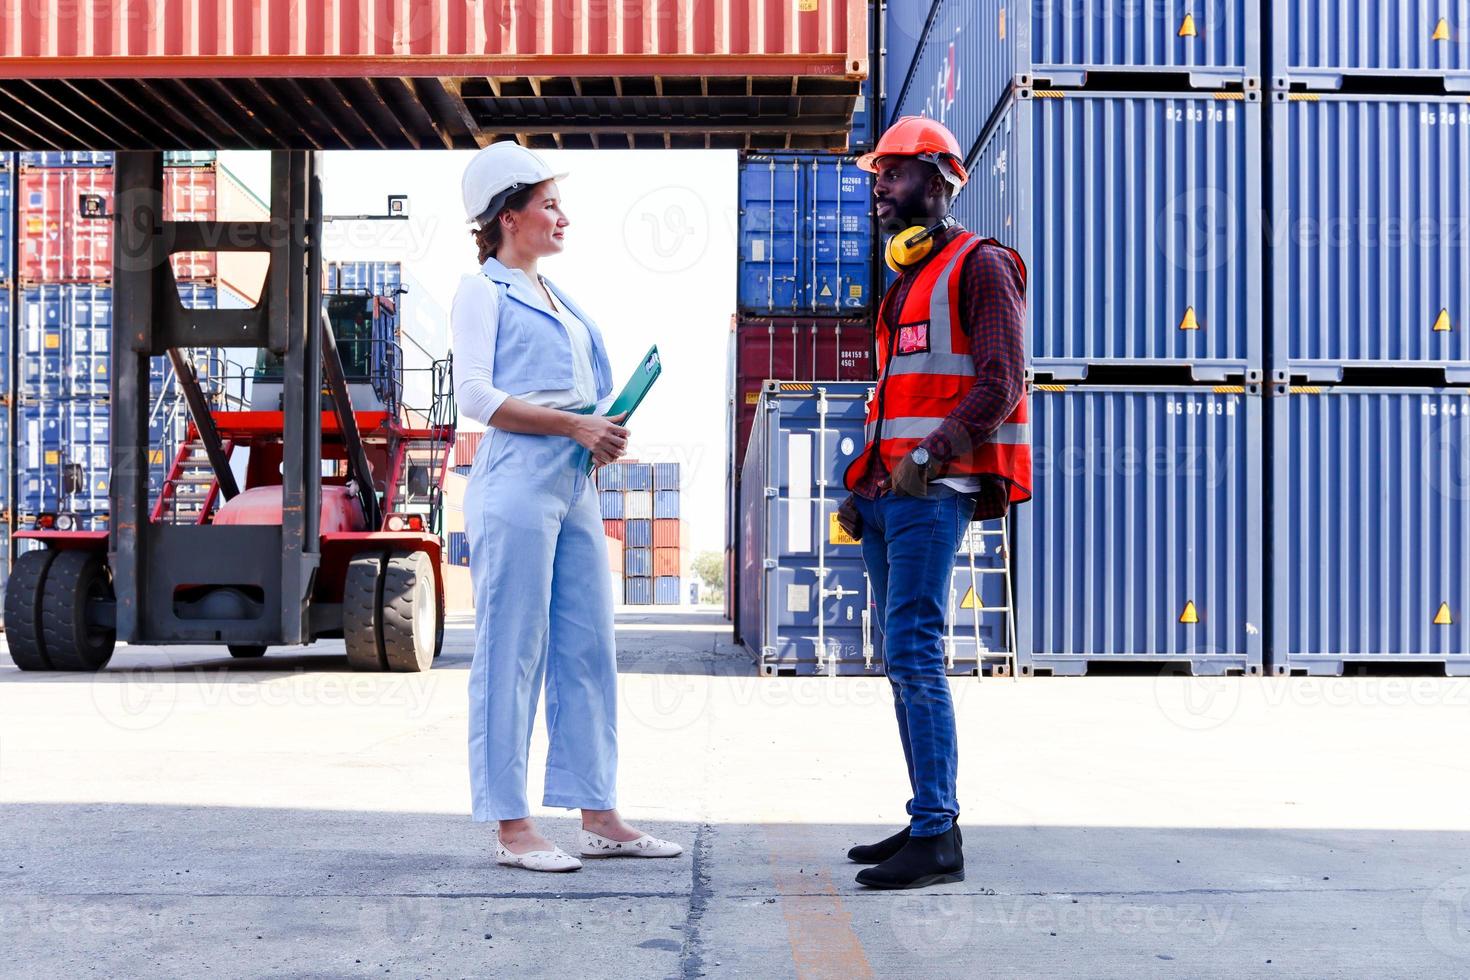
[856,116,970,188]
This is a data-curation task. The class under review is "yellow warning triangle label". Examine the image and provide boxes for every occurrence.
[1433,308,1452,332]
[1433,18,1451,41]
[1179,307,1201,331]
[1179,13,1198,37]
[961,586,982,610]
[1434,602,1453,626]
[819,283,832,297]
[1179,601,1200,624]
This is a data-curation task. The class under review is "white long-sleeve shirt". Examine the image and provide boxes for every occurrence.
[450,269,601,426]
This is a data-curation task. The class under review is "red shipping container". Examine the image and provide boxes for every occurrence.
[454,431,483,467]
[654,547,681,577]
[653,519,680,549]
[18,168,113,281]
[732,316,875,471]
[603,520,626,542]
[163,163,271,290]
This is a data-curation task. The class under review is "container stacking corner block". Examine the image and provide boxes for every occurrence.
[1015,385,1265,676]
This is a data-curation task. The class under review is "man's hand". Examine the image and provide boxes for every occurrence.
[887,452,931,498]
[836,494,863,541]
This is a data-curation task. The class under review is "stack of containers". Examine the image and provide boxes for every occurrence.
[886,0,1266,675]
[598,460,684,605]
[1266,5,1470,676]
[10,150,261,533]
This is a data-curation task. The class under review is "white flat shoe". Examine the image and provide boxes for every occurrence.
[579,829,684,858]
[495,840,582,873]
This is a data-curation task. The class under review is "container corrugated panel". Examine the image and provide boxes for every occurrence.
[599,491,625,520]
[163,163,270,289]
[455,431,483,468]
[606,537,624,575]
[1272,2,1470,91]
[0,167,11,282]
[447,531,470,567]
[0,289,9,401]
[653,519,681,549]
[738,154,874,315]
[18,284,79,398]
[329,261,403,296]
[654,490,680,519]
[18,168,115,282]
[17,400,65,514]
[960,90,1264,381]
[653,462,681,491]
[739,381,1012,676]
[1270,387,1470,675]
[19,152,112,167]
[625,491,653,520]
[889,0,1259,148]
[625,549,653,578]
[1015,385,1264,676]
[164,151,218,166]
[603,520,625,542]
[654,548,681,577]
[1270,94,1470,382]
[622,463,654,492]
[625,520,653,549]
[732,318,876,473]
[624,577,654,606]
[655,577,683,605]
[596,463,627,491]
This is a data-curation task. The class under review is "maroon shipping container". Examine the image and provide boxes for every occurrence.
[731,316,875,472]
[654,548,681,577]
[653,519,681,549]
[454,431,483,468]
[603,520,626,543]
[163,164,270,286]
[18,168,113,281]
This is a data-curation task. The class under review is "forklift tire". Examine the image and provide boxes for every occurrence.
[4,549,57,671]
[228,645,268,659]
[40,551,116,672]
[381,551,437,673]
[434,589,446,659]
[343,553,387,672]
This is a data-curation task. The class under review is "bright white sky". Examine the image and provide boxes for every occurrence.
[223,148,737,561]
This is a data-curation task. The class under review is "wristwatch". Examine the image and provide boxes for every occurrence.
[910,447,931,471]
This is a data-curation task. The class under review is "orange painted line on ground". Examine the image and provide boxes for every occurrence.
[765,825,875,980]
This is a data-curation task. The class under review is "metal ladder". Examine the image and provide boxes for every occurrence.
[946,516,1017,680]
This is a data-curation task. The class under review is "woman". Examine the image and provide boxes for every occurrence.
[451,143,683,873]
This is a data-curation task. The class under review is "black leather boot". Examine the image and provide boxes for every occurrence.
[854,825,964,889]
[847,824,961,865]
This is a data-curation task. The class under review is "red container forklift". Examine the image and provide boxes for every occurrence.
[3,152,455,672]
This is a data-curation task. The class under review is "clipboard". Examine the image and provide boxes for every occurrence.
[582,345,662,474]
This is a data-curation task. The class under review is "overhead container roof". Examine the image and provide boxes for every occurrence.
[0,0,868,151]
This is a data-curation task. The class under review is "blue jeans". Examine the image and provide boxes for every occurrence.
[854,488,976,837]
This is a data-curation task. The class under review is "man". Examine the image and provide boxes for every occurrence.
[836,116,1032,890]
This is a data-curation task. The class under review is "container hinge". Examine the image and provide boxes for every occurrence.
[763,559,778,570]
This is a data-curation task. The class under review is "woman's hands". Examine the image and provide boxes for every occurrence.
[570,411,630,466]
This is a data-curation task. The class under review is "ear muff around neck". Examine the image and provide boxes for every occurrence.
[885,215,955,270]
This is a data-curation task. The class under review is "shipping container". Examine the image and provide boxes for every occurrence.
[625,548,653,579]
[164,162,271,290]
[654,548,682,577]
[603,519,626,543]
[164,150,219,166]
[653,462,681,492]
[961,90,1264,381]
[0,167,11,282]
[1271,1,1470,92]
[1269,386,1469,675]
[328,261,403,296]
[19,152,113,167]
[624,577,654,606]
[1269,93,1470,382]
[17,167,114,282]
[887,0,1259,161]
[606,536,624,575]
[655,577,683,605]
[621,463,654,492]
[625,520,653,550]
[596,462,627,491]
[731,316,877,473]
[738,154,874,315]
[654,490,681,519]
[653,519,681,549]
[599,491,625,520]
[739,381,1012,676]
[625,491,654,520]
[447,531,470,567]
[0,289,9,400]
[1015,384,1264,676]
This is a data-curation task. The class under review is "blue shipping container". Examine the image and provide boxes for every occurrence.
[739,381,1012,676]
[1272,1,1470,92]
[328,260,402,296]
[1015,385,1264,676]
[0,167,11,282]
[653,462,680,492]
[625,519,653,549]
[0,290,8,401]
[960,90,1264,381]
[621,463,653,492]
[625,548,653,578]
[1269,93,1470,382]
[738,154,874,316]
[17,401,65,515]
[887,0,1259,159]
[624,576,653,606]
[655,577,682,605]
[1270,387,1470,675]
[19,151,114,167]
[599,490,625,520]
[447,531,471,567]
[653,490,680,519]
[596,464,627,491]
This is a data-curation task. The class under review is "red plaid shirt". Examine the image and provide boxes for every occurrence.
[850,226,1028,520]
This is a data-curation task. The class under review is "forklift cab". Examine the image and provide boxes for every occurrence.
[250,293,401,415]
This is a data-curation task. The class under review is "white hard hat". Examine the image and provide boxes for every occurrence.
[462,142,568,228]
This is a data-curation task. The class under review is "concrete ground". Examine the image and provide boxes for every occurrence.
[3,607,1470,978]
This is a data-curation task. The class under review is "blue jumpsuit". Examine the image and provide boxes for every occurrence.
[453,257,620,822]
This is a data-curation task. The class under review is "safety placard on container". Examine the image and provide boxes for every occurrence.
[829,511,858,546]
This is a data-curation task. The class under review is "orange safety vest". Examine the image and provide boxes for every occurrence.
[843,231,1033,503]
